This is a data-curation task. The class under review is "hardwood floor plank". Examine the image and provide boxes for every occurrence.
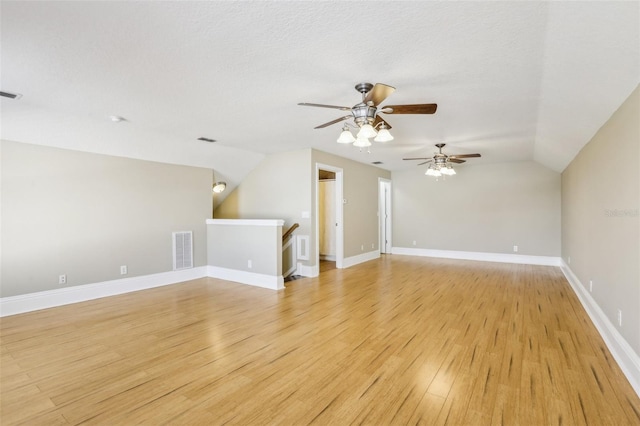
[1,256,639,425]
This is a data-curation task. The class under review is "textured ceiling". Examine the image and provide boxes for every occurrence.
[1,1,638,191]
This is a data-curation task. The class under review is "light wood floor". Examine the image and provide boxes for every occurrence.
[2,256,639,425]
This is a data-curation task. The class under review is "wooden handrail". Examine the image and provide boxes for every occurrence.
[282,223,299,242]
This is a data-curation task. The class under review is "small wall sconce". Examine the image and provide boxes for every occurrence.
[212,182,227,193]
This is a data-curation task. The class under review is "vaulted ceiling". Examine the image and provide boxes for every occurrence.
[2,1,638,191]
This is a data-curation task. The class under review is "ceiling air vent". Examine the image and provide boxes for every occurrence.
[197,137,216,143]
[0,91,22,100]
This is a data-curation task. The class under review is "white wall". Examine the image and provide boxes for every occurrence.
[1,140,212,297]
[392,160,561,256]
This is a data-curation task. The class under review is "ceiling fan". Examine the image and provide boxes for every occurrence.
[404,143,481,176]
[298,82,437,147]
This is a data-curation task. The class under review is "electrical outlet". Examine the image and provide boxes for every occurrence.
[412,240,417,246]
[59,274,66,284]
[120,265,128,275]
[513,245,518,253]
[371,243,375,249]
[617,309,622,326]
[589,280,593,292]
[248,260,252,269]
[361,244,364,251]
[568,256,571,264]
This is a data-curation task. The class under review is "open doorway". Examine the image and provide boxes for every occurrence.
[316,163,344,274]
[319,170,336,272]
[379,178,392,254]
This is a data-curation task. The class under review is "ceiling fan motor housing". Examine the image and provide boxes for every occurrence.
[352,103,377,126]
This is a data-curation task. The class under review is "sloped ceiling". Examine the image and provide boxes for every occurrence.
[1,1,638,192]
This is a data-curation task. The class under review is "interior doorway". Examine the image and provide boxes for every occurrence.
[379,178,392,254]
[316,163,343,273]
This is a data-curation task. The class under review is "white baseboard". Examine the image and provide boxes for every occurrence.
[296,262,319,278]
[207,266,284,291]
[319,255,336,261]
[343,250,380,268]
[560,261,640,397]
[0,267,208,317]
[391,247,561,266]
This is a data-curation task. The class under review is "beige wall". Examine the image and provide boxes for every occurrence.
[392,161,561,256]
[214,148,312,261]
[1,140,212,297]
[311,149,391,259]
[215,148,391,268]
[207,222,281,276]
[562,85,639,354]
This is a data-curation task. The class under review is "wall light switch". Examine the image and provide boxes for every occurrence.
[120,265,128,275]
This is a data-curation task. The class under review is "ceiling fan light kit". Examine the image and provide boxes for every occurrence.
[357,123,377,139]
[406,143,481,179]
[353,135,372,148]
[337,125,356,144]
[299,82,436,150]
[374,123,394,142]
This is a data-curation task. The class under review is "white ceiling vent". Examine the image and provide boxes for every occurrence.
[172,231,193,270]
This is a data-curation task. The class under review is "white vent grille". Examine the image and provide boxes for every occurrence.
[172,231,193,270]
[296,235,310,261]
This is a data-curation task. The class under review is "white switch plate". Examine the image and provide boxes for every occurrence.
[120,265,127,275]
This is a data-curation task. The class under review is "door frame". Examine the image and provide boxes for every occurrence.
[316,163,344,269]
[378,178,392,254]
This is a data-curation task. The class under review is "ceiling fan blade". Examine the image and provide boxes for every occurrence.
[314,115,352,129]
[363,83,396,106]
[418,160,433,166]
[448,158,466,164]
[450,153,481,159]
[298,103,352,111]
[382,104,438,114]
[402,157,429,160]
[373,114,392,130]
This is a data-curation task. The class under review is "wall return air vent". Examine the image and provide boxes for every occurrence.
[172,231,193,270]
